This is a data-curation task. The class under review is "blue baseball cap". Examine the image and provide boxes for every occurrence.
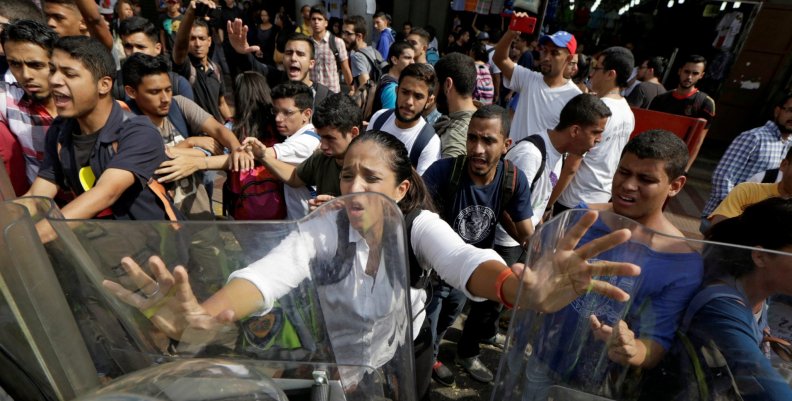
[539,31,577,54]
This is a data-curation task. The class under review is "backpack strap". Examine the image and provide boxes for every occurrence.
[408,122,436,168]
[500,159,518,211]
[512,134,546,191]
[168,71,181,97]
[441,155,468,222]
[167,97,192,139]
[372,109,396,131]
[303,129,320,140]
[404,208,431,289]
[762,168,780,183]
[680,284,746,333]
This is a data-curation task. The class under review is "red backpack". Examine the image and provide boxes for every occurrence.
[223,166,287,220]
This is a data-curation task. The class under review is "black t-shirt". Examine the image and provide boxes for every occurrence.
[173,56,225,123]
[648,90,716,127]
[158,13,184,54]
[626,81,666,109]
[71,131,100,170]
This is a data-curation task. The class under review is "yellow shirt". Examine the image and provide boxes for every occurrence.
[709,182,781,219]
[296,22,312,36]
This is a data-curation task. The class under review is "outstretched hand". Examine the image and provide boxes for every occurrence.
[590,316,640,366]
[102,256,236,352]
[227,18,260,55]
[515,211,641,313]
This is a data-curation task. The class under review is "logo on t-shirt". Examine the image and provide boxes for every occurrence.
[454,205,496,243]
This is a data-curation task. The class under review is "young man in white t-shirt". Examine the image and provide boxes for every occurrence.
[493,29,581,142]
[553,47,636,214]
[367,63,441,175]
[244,81,320,220]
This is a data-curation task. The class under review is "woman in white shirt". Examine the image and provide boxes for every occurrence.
[104,131,640,400]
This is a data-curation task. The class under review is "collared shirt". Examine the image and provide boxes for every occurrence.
[310,31,347,93]
[0,82,55,183]
[702,120,792,216]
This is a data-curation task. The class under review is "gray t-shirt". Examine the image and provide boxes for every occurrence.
[350,46,382,79]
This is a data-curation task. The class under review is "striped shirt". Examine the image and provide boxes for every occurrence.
[702,120,792,216]
[310,31,347,93]
[473,62,495,106]
[0,82,55,184]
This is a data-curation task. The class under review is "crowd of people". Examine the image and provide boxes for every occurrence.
[1,1,791,400]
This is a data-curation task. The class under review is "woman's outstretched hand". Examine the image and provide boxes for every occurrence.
[102,256,236,352]
[515,211,641,313]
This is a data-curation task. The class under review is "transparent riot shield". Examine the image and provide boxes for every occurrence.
[492,209,792,401]
[0,193,416,401]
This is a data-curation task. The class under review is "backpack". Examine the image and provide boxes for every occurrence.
[358,48,385,84]
[223,165,287,221]
[355,49,386,120]
[371,109,437,168]
[509,135,546,191]
[761,168,780,183]
[640,284,750,401]
[438,155,518,224]
[326,32,349,93]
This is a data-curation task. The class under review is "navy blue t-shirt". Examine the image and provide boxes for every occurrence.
[422,158,533,248]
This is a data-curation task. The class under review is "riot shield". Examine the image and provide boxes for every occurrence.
[0,193,416,401]
[492,209,792,401]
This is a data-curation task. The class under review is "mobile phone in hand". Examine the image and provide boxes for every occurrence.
[195,2,209,18]
[509,15,537,34]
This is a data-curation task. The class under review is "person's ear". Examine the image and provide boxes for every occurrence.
[444,77,453,94]
[667,174,686,198]
[751,248,767,269]
[97,76,113,96]
[303,108,313,123]
[349,126,360,138]
[394,178,410,202]
[503,137,512,154]
[124,85,137,100]
[309,58,316,70]
[155,42,162,55]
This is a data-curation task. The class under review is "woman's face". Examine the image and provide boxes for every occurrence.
[340,141,409,232]
[260,10,269,23]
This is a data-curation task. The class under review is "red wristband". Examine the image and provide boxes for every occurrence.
[495,268,515,309]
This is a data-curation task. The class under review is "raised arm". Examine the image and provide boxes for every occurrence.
[494,28,519,82]
[75,0,114,49]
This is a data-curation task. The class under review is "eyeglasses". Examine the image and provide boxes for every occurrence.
[271,108,303,117]
[342,30,356,36]
[763,329,792,362]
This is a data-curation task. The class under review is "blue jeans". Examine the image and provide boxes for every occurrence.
[425,280,467,360]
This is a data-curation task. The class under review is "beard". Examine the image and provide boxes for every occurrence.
[395,106,422,123]
[777,119,792,134]
[436,89,449,115]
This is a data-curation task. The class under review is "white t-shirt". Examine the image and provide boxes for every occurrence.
[485,44,501,75]
[495,130,564,246]
[558,97,635,207]
[273,123,320,219]
[368,109,442,175]
[504,66,581,142]
[228,209,499,373]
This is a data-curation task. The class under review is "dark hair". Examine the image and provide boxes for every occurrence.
[398,63,437,97]
[408,27,430,45]
[285,32,315,60]
[313,93,362,134]
[387,41,413,65]
[403,21,413,27]
[309,4,328,20]
[271,81,313,110]
[776,93,792,109]
[344,15,367,40]
[488,29,502,43]
[471,104,510,139]
[556,93,612,131]
[232,71,275,142]
[469,40,489,63]
[622,129,689,179]
[683,54,707,67]
[0,2,44,24]
[646,56,667,78]
[53,36,115,82]
[373,11,391,24]
[0,19,56,51]
[192,18,210,33]
[121,52,169,88]
[348,131,435,214]
[435,52,476,97]
[704,197,792,280]
[599,46,634,88]
[573,54,591,85]
[118,16,160,44]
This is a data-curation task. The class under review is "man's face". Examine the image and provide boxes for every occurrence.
[588,55,611,94]
[636,61,650,81]
[391,48,415,74]
[406,33,426,59]
[318,125,356,160]
[341,24,357,50]
[569,118,607,156]
[678,62,705,89]
[121,33,162,57]
[539,42,571,78]
[466,117,510,178]
[118,2,134,19]
[373,17,386,32]
[301,6,310,21]
[44,3,86,37]
[166,0,180,13]
[5,41,52,102]
[310,13,327,35]
[395,76,431,123]
[282,40,314,82]
[188,26,212,61]
[564,53,579,80]
[273,97,310,135]
[126,73,172,118]
[774,98,792,134]
[611,153,683,224]
[49,49,106,118]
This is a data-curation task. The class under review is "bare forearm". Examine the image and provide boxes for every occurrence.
[466,260,520,305]
[494,30,517,80]
[75,0,114,49]
[173,9,195,64]
[202,278,265,319]
[548,154,582,208]
[261,156,305,187]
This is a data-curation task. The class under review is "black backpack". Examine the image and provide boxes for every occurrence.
[509,134,547,192]
[327,32,349,93]
[358,48,385,84]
